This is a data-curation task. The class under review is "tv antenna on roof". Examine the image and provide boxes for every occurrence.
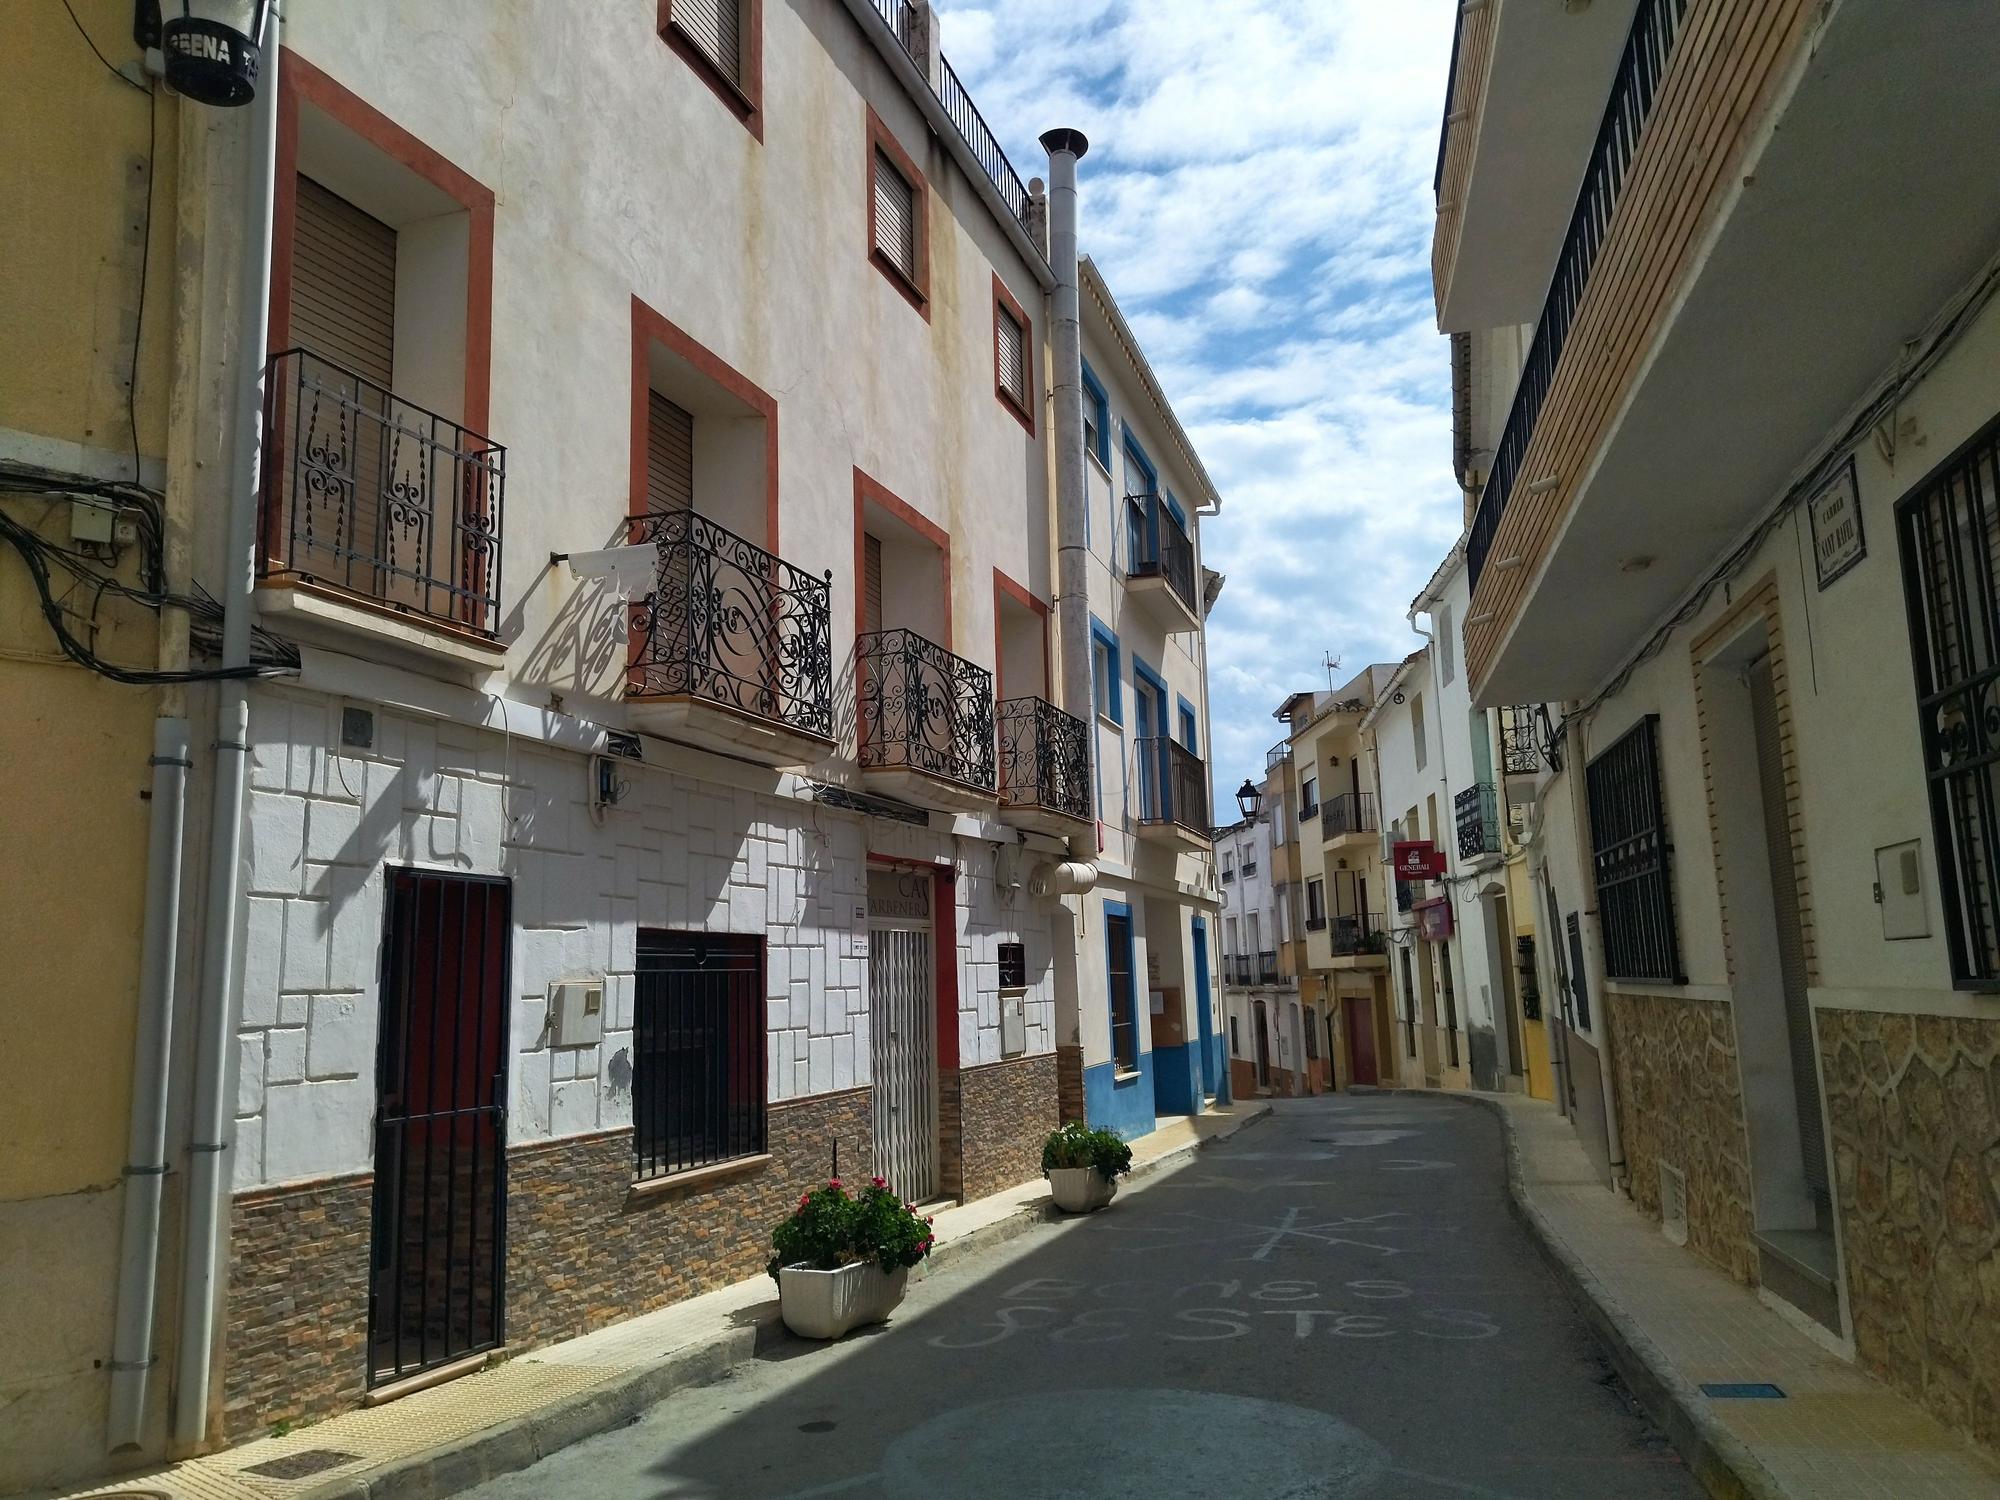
[1323,653,1342,692]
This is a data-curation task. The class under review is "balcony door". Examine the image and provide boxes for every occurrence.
[1132,675,1163,817]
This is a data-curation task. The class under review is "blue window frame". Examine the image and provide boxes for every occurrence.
[1131,655,1170,737]
[1104,899,1139,1072]
[1177,696,1198,753]
[1122,428,1159,575]
[1081,360,1110,470]
[1089,617,1122,726]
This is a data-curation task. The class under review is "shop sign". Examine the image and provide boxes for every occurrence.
[1393,840,1446,881]
[1414,896,1454,942]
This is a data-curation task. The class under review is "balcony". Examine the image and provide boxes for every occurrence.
[1265,740,1292,772]
[1320,791,1378,847]
[1469,4,2000,704]
[1225,955,1252,987]
[625,509,834,770]
[1499,704,1545,778]
[996,696,1091,836]
[1257,950,1280,986]
[1134,736,1211,852]
[1455,783,1501,863]
[1330,911,1387,963]
[1219,866,1235,884]
[857,629,996,812]
[257,348,505,669]
[1123,493,1200,634]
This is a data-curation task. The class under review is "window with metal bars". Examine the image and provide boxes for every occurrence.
[1585,716,1686,983]
[998,941,1027,989]
[1898,414,2000,987]
[1107,906,1139,1072]
[633,931,766,1180]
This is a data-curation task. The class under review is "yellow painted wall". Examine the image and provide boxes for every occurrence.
[1505,857,1554,1102]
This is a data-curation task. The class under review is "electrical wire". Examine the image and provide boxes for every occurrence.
[59,0,151,94]
[130,84,157,484]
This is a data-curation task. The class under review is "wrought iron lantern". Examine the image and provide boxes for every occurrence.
[139,0,271,107]
[1235,779,1262,821]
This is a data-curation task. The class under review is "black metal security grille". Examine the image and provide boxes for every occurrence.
[1136,735,1210,835]
[1455,783,1500,859]
[1107,910,1138,1071]
[634,933,766,1180]
[857,628,996,790]
[998,696,1091,821]
[262,349,505,637]
[1586,717,1686,982]
[1465,0,1689,590]
[1125,493,1198,618]
[1897,416,2000,987]
[369,870,510,1387]
[626,509,833,739]
[1500,705,1544,775]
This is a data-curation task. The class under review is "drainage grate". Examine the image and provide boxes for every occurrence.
[1699,1382,1786,1400]
[240,1449,364,1480]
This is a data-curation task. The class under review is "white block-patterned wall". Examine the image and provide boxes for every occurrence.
[233,686,1059,1191]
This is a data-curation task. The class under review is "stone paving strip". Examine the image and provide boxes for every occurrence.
[1446,1088,2000,1500]
[44,1102,1269,1500]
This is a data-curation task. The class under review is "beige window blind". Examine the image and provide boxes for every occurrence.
[672,0,741,85]
[873,151,917,283]
[996,303,1026,407]
[646,393,695,514]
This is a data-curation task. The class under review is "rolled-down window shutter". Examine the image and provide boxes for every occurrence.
[996,305,1026,407]
[864,533,883,636]
[873,151,917,283]
[646,393,695,514]
[673,0,741,85]
[290,176,397,388]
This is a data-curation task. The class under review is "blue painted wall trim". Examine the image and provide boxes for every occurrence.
[1083,1054,1157,1141]
[1176,695,1199,753]
[1089,616,1122,726]
[1192,917,1221,1103]
[1081,359,1111,468]
[1151,1042,1201,1116]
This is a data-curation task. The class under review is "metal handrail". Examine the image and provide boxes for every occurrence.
[1465,0,1689,591]
[1135,735,1210,835]
[857,628,996,790]
[1331,910,1386,957]
[626,509,833,739]
[1125,492,1197,616]
[260,347,505,637]
[1320,791,1379,840]
[997,696,1090,820]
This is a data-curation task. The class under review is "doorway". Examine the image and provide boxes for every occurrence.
[868,867,938,1201]
[1343,995,1380,1086]
[368,869,510,1388]
[1251,1000,1272,1088]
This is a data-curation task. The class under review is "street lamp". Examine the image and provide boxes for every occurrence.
[141,1,273,107]
[1235,779,1262,821]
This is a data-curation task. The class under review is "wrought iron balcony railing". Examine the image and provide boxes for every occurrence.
[1257,951,1279,985]
[1331,910,1387,958]
[259,348,505,636]
[1321,791,1379,841]
[626,509,832,739]
[1226,955,1253,986]
[1124,493,1198,618]
[997,696,1090,822]
[1456,782,1501,859]
[1465,0,1689,592]
[1135,735,1210,837]
[1304,913,1328,933]
[857,628,995,790]
[1500,704,1544,776]
[1242,859,1258,878]
[1219,866,1236,883]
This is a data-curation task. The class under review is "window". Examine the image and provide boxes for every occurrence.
[1439,943,1461,1067]
[1898,417,2000,987]
[1586,716,1686,982]
[634,932,767,1180]
[1438,605,1455,684]
[1229,1014,1241,1057]
[1081,360,1110,469]
[866,108,928,316]
[660,0,763,140]
[1178,699,1198,752]
[1303,1010,1319,1060]
[1300,775,1318,817]
[998,941,1027,989]
[993,275,1034,434]
[1106,904,1139,1072]
[1305,878,1326,930]
[1090,621,1120,726]
[1220,856,1235,884]
[1224,915,1239,955]
[1412,693,1428,771]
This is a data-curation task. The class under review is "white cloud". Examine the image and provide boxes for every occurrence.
[937,0,1460,805]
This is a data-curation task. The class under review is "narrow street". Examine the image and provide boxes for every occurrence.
[467,1094,1695,1499]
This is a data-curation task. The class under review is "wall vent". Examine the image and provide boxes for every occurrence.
[1659,1161,1689,1247]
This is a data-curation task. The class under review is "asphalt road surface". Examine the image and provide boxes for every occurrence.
[467,1092,1697,1498]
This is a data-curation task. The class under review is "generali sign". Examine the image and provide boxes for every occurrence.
[1392,840,1446,881]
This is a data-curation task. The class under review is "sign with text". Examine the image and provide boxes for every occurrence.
[1414,897,1454,942]
[1392,841,1446,881]
[1808,456,1865,589]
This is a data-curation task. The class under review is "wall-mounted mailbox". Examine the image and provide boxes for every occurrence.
[1874,840,1930,941]
[1001,993,1026,1056]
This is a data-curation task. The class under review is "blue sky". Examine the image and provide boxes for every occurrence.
[936,0,1465,804]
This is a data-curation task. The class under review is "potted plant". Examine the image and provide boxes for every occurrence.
[768,1178,933,1340]
[1041,1122,1133,1213]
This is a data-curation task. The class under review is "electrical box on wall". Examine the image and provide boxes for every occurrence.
[550,980,604,1047]
[1874,840,1930,940]
[1001,993,1026,1056]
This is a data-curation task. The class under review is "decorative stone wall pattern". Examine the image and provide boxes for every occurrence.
[1606,991,1757,1283]
[937,1065,964,1202]
[1057,1045,1085,1123]
[960,1054,1060,1202]
[1818,1007,2000,1449]
[508,1087,872,1347]
[221,1173,372,1441]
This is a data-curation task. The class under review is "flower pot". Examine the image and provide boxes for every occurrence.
[1047,1166,1119,1214]
[778,1261,909,1340]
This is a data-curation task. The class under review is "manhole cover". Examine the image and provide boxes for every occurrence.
[240,1448,364,1480]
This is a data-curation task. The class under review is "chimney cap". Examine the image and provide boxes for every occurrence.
[1038,127,1090,159]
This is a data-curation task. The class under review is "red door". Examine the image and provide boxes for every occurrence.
[1344,997,1380,1087]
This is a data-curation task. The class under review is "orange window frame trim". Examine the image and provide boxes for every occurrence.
[991,567,1051,708]
[991,273,1035,437]
[658,0,765,142]
[866,105,931,321]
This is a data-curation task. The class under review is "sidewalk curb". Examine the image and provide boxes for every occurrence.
[290,1102,1272,1500]
[1395,1088,1785,1500]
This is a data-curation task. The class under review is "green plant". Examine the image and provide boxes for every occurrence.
[767,1177,934,1282]
[1041,1122,1133,1181]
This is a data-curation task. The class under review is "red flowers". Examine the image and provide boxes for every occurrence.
[871,1176,887,1189]
[828,1178,843,1190]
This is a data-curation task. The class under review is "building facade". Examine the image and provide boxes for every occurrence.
[1438,0,2000,1451]
[1215,790,1309,1099]
[0,1,1218,1489]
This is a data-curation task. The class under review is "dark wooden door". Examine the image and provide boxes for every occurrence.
[1345,997,1380,1087]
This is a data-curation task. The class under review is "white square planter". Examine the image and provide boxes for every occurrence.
[777,1262,909,1340]
[1047,1166,1119,1214]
